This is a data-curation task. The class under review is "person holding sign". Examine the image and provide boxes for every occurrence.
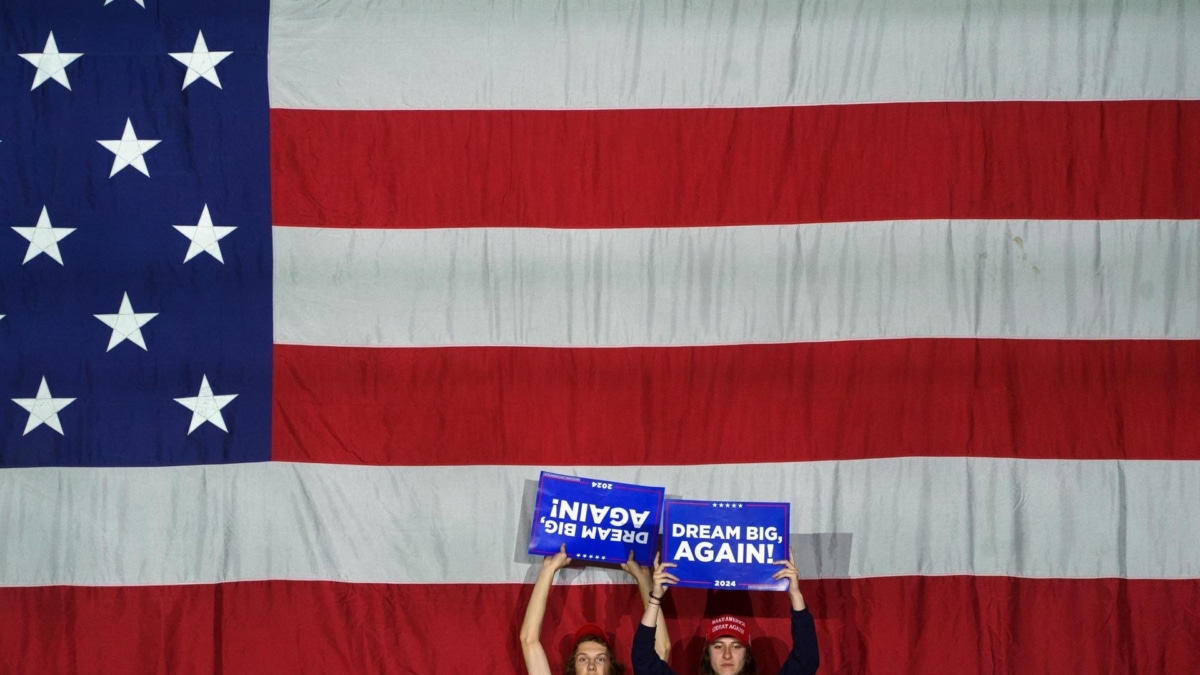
[520,544,672,675]
[631,549,819,675]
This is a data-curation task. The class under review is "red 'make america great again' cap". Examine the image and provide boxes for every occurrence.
[573,623,611,648]
[704,615,751,645]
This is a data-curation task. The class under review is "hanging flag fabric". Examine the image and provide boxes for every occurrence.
[2,0,1199,673]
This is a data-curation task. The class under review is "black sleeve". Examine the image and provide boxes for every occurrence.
[776,608,820,675]
[631,622,677,675]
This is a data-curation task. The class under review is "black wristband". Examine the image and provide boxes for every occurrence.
[648,592,664,602]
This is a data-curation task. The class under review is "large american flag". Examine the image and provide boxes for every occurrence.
[3,0,1199,672]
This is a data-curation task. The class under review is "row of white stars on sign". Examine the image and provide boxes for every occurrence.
[18,30,232,92]
[13,205,236,265]
[12,375,238,436]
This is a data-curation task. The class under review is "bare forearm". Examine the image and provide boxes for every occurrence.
[640,597,661,629]
[519,567,557,644]
[633,569,672,660]
[790,589,806,612]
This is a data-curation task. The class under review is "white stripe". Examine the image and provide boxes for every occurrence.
[2,459,1197,586]
[268,0,1200,110]
[273,220,1200,347]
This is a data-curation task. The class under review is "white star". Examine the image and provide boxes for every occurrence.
[174,204,236,263]
[104,0,146,7]
[97,118,161,178]
[18,32,83,91]
[12,206,76,265]
[12,377,76,436]
[169,31,232,90]
[94,292,158,351]
[174,375,237,434]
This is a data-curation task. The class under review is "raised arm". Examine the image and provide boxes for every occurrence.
[631,554,679,675]
[773,547,820,675]
[519,545,572,675]
[622,552,672,661]
[639,553,677,629]
[772,546,807,612]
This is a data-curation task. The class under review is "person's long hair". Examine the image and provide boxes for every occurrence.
[697,644,758,675]
[560,633,626,675]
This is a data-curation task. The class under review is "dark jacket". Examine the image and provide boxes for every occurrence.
[632,609,819,675]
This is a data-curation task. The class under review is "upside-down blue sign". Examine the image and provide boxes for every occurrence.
[528,472,666,565]
[662,499,791,590]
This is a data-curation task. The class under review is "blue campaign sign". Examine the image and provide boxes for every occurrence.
[528,472,666,565]
[662,500,791,591]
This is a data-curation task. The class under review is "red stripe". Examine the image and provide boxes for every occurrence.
[272,339,1200,465]
[3,578,1196,674]
[270,100,1200,229]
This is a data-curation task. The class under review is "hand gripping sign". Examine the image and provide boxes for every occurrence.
[662,499,790,590]
[528,472,666,565]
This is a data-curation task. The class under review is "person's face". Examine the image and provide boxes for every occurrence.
[707,637,747,674]
[573,640,611,675]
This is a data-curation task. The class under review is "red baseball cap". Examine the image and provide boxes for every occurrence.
[573,623,611,647]
[704,615,750,645]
